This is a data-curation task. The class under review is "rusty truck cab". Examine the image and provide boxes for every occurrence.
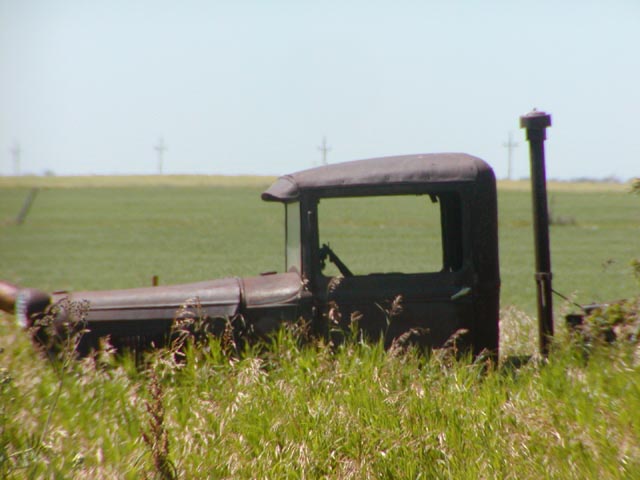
[263,153,500,356]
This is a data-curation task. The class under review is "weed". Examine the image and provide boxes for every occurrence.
[1,299,92,476]
[33,299,90,445]
[376,294,405,335]
[631,258,640,285]
[0,356,11,477]
[31,297,91,362]
[141,371,176,480]
[171,297,249,360]
[283,317,313,345]
[576,298,640,348]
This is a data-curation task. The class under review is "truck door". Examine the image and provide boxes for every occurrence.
[316,193,475,349]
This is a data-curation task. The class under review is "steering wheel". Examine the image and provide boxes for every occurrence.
[319,243,354,277]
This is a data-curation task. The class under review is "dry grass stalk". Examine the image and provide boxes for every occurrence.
[141,371,176,480]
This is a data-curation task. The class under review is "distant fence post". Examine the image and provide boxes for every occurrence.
[520,110,554,357]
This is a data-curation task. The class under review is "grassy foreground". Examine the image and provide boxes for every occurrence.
[1,315,639,479]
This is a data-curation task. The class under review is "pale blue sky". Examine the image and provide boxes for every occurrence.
[1,0,638,179]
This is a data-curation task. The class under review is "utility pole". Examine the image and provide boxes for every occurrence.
[503,132,518,180]
[317,136,331,166]
[10,141,21,176]
[154,137,167,175]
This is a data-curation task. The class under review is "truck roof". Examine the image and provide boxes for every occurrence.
[262,153,493,201]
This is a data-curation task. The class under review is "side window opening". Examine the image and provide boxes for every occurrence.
[317,194,462,276]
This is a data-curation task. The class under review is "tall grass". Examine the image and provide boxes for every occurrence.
[1,308,639,478]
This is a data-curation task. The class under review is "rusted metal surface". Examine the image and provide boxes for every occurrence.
[1,153,500,358]
[262,153,492,201]
[49,277,242,349]
[0,280,50,328]
[0,281,19,313]
[520,109,554,356]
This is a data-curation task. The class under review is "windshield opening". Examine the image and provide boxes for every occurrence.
[285,202,301,272]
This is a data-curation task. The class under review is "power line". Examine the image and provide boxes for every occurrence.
[317,136,331,166]
[503,132,518,180]
[154,136,167,175]
[9,141,21,176]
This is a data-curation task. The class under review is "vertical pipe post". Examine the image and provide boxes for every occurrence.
[520,109,554,356]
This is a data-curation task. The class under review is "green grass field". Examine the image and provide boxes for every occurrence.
[0,176,638,478]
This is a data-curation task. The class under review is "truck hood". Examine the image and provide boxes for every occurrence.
[54,277,242,323]
[45,271,304,340]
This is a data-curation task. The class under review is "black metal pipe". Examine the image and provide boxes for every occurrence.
[520,110,554,356]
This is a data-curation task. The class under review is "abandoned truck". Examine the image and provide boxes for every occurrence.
[0,153,500,357]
